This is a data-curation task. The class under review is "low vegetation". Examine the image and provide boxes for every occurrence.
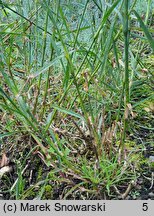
[0,0,153,200]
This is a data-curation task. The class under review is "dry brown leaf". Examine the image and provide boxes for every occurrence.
[124,106,129,119]
[124,103,137,119]
[0,153,9,168]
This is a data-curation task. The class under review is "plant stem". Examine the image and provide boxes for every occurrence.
[121,0,130,155]
[124,0,130,104]
[33,2,49,116]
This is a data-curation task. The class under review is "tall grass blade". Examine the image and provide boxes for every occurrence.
[132,10,154,52]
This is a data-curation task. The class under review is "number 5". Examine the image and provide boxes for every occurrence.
[142,203,148,211]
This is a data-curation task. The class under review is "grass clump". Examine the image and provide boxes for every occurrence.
[0,0,154,199]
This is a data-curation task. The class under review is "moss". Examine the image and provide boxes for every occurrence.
[37,166,43,182]
[43,185,53,199]
[26,190,36,199]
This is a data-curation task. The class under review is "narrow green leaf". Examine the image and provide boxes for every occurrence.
[51,105,85,121]
[132,10,154,52]
[0,132,15,139]
[94,0,121,40]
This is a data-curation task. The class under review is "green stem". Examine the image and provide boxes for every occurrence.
[121,0,130,155]
[33,3,49,116]
[124,0,129,104]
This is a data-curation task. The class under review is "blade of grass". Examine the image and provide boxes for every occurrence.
[51,105,85,121]
[132,10,154,52]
